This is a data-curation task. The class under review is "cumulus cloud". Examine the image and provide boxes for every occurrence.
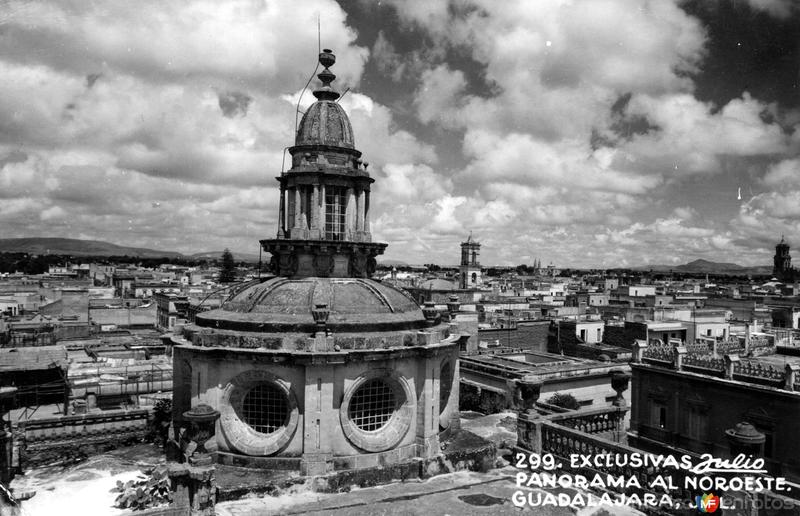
[0,0,378,253]
[763,158,800,188]
[1,0,798,267]
[744,0,797,18]
[1,0,367,91]
[414,65,467,127]
[366,0,799,266]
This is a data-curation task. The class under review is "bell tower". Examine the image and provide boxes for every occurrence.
[261,49,386,278]
[459,233,481,289]
[774,235,793,281]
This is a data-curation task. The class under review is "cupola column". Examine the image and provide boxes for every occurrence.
[364,190,370,234]
[356,189,364,233]
[319,182,326,238]
[311,184,320,236]
[346,187,355,238]
[293,187,303,235]
[277,182,286,238]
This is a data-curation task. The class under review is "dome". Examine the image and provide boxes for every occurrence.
[419,278,457,291]
[195,277,428,333]
[725,421,766,444]
[295,101,354,149]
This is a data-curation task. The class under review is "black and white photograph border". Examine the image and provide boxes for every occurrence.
[0,1,799,515]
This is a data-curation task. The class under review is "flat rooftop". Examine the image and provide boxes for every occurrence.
[461,351,621,379]
[644,321,687,331]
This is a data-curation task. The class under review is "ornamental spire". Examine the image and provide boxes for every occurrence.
[313,49,340,101]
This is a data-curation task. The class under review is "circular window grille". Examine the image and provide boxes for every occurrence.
[440,362,453,414]
[348,378,397,431]
[241,383,289,434]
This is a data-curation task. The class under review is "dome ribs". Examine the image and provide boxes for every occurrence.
[355,278,395,313]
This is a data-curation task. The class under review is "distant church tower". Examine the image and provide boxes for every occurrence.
[459,234,481,289]
[773,235,795,282]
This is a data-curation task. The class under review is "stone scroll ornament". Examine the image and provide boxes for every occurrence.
[312,253,335,277]
[277,253,298,276]
[349,253,367,277]
[365,257,377,276]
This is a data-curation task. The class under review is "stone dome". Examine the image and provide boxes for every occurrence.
[725,421,766,444]
[295,101,354,149]
[195,277,428,333]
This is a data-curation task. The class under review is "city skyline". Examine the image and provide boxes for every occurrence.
[1,0,799,268]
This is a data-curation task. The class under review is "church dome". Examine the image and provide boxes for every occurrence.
[295,100,354,149]
[195,277,428,333]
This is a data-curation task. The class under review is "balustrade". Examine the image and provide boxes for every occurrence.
[547,407,625,436]
[734,360,784,381]
[681,354,724,372]
[535,422,694,500]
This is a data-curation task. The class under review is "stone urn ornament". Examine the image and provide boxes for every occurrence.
[446,295,460,315]
[182,404,221,466]
[422,301,439,324]
[516,376,542,416]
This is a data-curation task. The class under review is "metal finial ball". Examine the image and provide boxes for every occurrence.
[319,49,336,68]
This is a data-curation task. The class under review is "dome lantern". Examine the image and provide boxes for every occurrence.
[262,49,385,276]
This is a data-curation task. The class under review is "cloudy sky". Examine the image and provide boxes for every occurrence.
[1,0,798,267]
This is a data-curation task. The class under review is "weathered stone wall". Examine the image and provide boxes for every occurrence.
[174,341,460,469]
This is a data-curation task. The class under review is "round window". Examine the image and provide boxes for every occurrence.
[340,370,413,452]
[241,383,289,434]
[219,370,300,457]
[348,378,397,432]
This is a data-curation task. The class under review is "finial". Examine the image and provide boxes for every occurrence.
[313,49,340,101]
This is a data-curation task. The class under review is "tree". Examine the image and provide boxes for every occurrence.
[219,248,236,283]
[546,392,581,411]
[147,398,172,446]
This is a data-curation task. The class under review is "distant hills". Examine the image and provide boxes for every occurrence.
[635,259,773,276]
[0,238,777,273]
[378,259,410,267]
[188,250,262,263]
[0,237,260,262]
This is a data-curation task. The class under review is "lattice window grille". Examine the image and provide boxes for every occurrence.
[241,383,289,434]
[325,186,347,240]
[349,379,396,431]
